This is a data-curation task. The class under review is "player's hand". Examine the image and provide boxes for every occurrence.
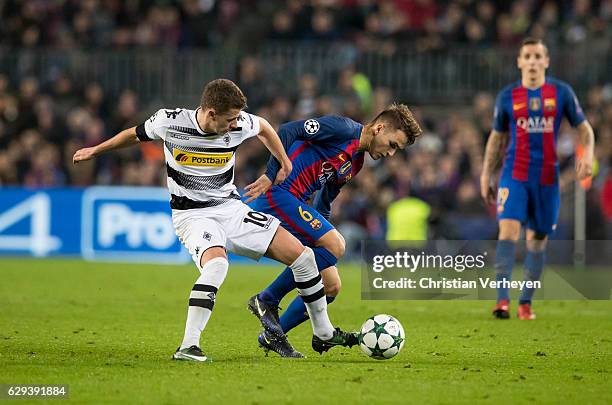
[275,160,293,185]
[480,174,497,205]
[72,147,97,164]
[576,156,593,180]
[243,175,272,203]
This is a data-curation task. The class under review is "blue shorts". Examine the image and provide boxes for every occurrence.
[250,186,335,246]
[496,176,560,235]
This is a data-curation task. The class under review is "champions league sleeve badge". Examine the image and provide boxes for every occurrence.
[304,119,320,135]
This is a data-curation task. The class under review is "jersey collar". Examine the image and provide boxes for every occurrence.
[191,107,217,135]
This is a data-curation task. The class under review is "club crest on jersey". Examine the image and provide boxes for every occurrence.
[223,133,231,145]
[310,219,322,230]
[304,119,320,135]
[529,97,541,111]
[173,149,233,166]
[544,98,556,111]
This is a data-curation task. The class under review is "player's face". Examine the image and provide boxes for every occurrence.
[517,44,549,82]
[369,125,408,160]
[211,108,241,134]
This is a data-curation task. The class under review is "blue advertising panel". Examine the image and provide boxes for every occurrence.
[0,188,82,257]
[81,187,188,263]
[0,187,191,264]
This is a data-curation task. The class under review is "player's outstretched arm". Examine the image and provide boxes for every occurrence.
[256,117,292,181]
[72,126,140,164]
[480,129,508,204]
[575,121,595,180]
[243,118,293,203]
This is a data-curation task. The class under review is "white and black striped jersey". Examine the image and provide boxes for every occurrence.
[135,107,261,209]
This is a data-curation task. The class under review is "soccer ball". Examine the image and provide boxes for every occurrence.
[358,314,405,360]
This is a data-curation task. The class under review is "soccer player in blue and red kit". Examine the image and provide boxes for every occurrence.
[480,38,594,320]
[244,104,422,356]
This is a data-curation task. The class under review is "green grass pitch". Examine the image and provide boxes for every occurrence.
[1,258,610,404]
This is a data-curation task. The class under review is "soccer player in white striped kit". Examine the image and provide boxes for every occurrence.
[73,79,351,361]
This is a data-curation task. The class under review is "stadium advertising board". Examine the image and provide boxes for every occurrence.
[0,187,190,263]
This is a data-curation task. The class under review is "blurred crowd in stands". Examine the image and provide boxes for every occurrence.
[1,0,610,50]
[0,0,611,247]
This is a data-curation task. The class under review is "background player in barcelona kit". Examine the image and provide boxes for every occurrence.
[243,104,422,356]
[480,38,595,320]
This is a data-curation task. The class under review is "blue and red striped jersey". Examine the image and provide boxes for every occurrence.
[493,77,585,185]
[265,116,365,218]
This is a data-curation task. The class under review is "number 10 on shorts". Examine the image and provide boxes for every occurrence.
[243,211,273,229]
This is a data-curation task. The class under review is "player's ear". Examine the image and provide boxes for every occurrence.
[203,108,216,121]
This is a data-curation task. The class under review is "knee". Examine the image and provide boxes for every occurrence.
[199,246,227,271]
[324,277,342,297]
[322,266,342,297]
[289,246,316,279]
[498,230,520,241]
[324,235,346,259]
[498,222,521,241]
[527,234,548,252]
[198,256,229,290]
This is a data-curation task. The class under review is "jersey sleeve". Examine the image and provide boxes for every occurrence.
[264,116,359,181]
[239,111,261,141]
[561,84,586,127]
[312,182,343,220]
[137,109,169,141]
[492,90,509,132]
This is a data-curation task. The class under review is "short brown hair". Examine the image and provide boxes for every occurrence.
[519,37,548,56]
[371,103,423,146]
[200,78,247,113]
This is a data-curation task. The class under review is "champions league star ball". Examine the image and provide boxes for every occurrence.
[358,314,405,360]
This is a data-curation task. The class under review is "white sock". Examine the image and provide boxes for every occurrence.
[180,257,228,350]
[290,247,334,340]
